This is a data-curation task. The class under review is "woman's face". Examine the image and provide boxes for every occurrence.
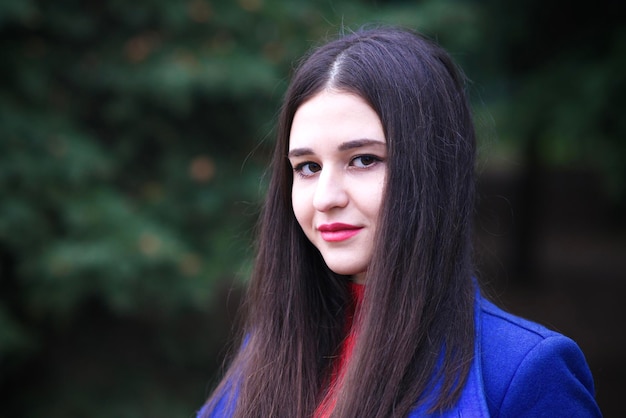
[288,90,387,283]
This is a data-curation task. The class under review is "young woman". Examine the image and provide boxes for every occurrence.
[198,26,601,417]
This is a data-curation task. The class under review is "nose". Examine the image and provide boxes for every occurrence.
[312,168,348,212]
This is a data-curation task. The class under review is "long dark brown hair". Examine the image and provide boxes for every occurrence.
[201,25,477,418]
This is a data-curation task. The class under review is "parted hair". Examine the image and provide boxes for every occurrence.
[201,25,477,418]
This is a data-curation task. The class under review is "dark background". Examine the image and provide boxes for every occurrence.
[1,0,624,416]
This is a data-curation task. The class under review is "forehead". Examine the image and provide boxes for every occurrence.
[288,90,385,150]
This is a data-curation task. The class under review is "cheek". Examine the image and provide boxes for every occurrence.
[365,185,386,234]
[360,175,386,218]
[291,188,310,230]
[366,195,384,222]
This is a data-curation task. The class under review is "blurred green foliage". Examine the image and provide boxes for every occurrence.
[0,0,623,417]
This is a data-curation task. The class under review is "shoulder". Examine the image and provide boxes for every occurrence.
[478,295,602,417]
[479,296,565,359]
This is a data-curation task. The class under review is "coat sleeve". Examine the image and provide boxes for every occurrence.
[498,335,601,417]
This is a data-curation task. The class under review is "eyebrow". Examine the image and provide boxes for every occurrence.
[287,139,385,158]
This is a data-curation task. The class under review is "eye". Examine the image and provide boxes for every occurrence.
[293,161,321,177]
[351,155,381,168]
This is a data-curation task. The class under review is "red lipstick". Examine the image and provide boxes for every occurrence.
[318,223,362,242]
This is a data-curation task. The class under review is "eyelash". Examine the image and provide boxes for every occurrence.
[352,155,381,168]
[293,161,321,177]
[292,154,383,178]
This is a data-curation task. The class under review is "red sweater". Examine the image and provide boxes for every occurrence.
[315,282,365,418]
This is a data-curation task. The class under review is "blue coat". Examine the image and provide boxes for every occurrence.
[199,292,601,417]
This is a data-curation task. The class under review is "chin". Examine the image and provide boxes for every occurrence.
[325,265,365,278]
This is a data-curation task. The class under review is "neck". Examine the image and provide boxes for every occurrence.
[352,272,366,284]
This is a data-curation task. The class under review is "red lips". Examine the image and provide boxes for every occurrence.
[318,223,362,242]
